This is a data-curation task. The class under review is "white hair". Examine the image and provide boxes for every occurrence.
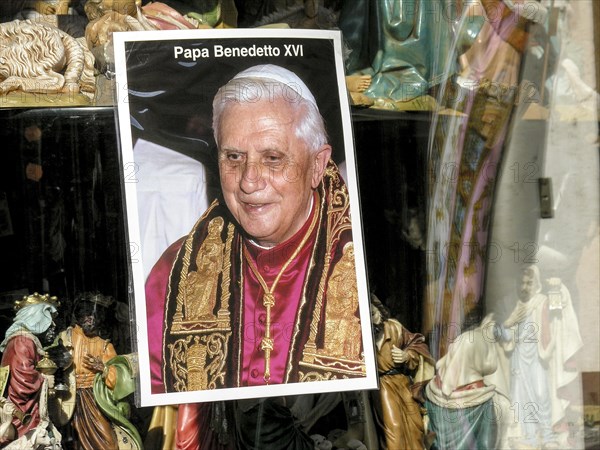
[212,76,329,153]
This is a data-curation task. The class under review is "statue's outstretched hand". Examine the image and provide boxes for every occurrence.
[82,354,104,373]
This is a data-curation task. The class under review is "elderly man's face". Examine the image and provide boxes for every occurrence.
[218,98,331,247]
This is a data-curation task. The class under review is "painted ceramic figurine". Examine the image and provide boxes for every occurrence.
[496,266,583,448]
[370,295,435,450]
[83,1,203,75]
[338,0,455,108]
[425,314,502,449]
[0,293,62,449]
[55,292,141,450]
[0,19,95,100]
[345,74,373,107]
[22,0,71,15]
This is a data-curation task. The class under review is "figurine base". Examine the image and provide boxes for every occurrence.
[370,95,439,112]
[0,90,92,108]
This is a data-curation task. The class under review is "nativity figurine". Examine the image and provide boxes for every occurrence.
[496,266,583,448]
[54,292,142,450]
[0,293,63,449]
[0,19,95,103]
[425,314,502,449]
[84,1,213,75]
[338,0,455,109]
[370,294,435,450]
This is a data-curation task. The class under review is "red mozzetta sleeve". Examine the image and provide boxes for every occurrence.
[145,237,185,394]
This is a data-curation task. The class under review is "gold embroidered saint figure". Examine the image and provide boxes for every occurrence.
[184,217,225,321]
[322,242,361,359]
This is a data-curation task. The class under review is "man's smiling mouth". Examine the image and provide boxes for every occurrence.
[241,200,271,210]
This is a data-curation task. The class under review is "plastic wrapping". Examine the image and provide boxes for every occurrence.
[424,1,598,448]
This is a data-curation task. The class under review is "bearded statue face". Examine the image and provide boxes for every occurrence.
[74,301,106,337]
[518,267,539,302]
[370,303,383,326]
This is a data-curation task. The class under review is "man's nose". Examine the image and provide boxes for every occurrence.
[239,162,267,194]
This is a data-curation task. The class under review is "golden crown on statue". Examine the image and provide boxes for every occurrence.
[14,292,60,311]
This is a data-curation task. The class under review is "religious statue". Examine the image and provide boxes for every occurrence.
[338,0,456,109]
[22,0,71,16]
[0,19,95,102]
[83,0,156,75]
[425,314,502,449]
[345,74,374,107]
[84,1,220,75]
[369,294,435,450]
[1,392,61,450]
[496,266,583,448]
[0,293,62,449]
[54,292,141,450]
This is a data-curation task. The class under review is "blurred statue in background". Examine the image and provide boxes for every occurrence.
[370,295,434,450]
[0,293,62,449]
[496,266,583,448]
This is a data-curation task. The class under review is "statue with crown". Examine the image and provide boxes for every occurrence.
[0,292,63,449]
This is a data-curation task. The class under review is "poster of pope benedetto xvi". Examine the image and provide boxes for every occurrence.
[113,28,377,407]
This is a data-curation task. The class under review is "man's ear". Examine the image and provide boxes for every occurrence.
[311,144,332,189]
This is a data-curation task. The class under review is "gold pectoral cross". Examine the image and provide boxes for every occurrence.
[261,292,275,383]
[242,196,319,385]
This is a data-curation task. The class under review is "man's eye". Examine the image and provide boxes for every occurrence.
[225,152,243,163]
[264,154,283,165]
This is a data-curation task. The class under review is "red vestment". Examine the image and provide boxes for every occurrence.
[0,334,44,439]
[147,161,364,392]
[145,161,363,449]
